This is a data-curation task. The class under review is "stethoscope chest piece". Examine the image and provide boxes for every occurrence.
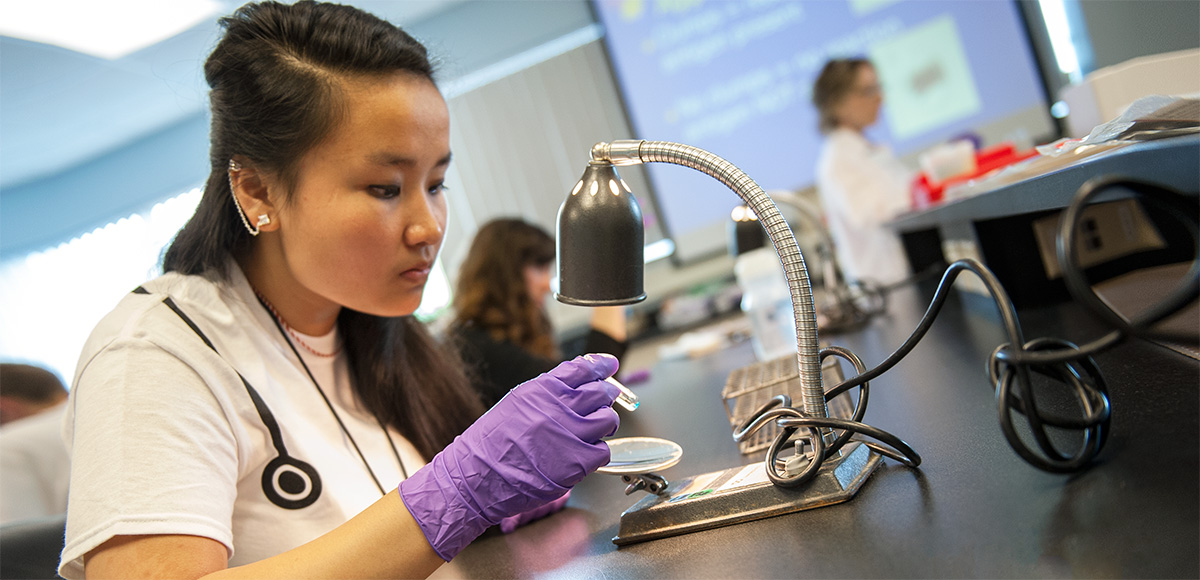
[262,454,323,509]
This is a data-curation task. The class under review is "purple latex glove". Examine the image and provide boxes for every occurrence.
[499,490,572,534]
[399,354,620,561]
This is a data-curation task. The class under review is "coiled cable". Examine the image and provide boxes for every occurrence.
[736,176,1197,482]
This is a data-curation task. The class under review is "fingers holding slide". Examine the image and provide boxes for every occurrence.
[547,354,619,388]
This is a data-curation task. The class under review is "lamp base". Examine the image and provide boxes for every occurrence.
[612,441,880,545]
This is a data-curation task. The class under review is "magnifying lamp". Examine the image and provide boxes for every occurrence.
[556,140,885,543]
[555,139,1150,544]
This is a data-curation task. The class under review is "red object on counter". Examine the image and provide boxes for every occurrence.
[910,142,1039,210]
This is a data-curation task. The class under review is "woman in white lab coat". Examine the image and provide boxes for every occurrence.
[813,58,915,286]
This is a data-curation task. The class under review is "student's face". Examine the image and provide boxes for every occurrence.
[524,262,553,307]
[834,65,883,132]
[272,74,451,318]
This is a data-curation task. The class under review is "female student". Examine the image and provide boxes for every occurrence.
[60,2,621,578]
[450,218,628,409]
[813,58,915,287]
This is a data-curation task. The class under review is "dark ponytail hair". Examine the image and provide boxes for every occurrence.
[163,1,483,459]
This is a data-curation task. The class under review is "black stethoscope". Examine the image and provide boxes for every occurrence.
[139,286,406,509]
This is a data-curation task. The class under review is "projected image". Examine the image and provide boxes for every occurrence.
[850,0,902,15]
[871,15,983,140]
[595,0,1053,262]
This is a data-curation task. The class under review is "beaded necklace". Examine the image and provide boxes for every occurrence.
[254,291,342,358]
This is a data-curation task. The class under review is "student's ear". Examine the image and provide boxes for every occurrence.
[228,157,281,234]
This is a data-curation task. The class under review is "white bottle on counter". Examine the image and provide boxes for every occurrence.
[734,247,797,361]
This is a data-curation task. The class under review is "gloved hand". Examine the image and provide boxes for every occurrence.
[399,354,620,560]
[498,490,572,534]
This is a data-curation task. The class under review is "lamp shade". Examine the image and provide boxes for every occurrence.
[556,161,646,306]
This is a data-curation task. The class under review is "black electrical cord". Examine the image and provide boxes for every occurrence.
[822,261,947,332]
[736,176,1198,483]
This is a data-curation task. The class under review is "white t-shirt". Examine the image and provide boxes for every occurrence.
[59,261,426,579]
[0,403,70,523]
[816,127,915,286]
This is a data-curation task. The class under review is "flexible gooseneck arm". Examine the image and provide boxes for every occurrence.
[591,140,830,424]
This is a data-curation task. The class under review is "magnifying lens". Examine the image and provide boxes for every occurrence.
[598,436,683,475]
